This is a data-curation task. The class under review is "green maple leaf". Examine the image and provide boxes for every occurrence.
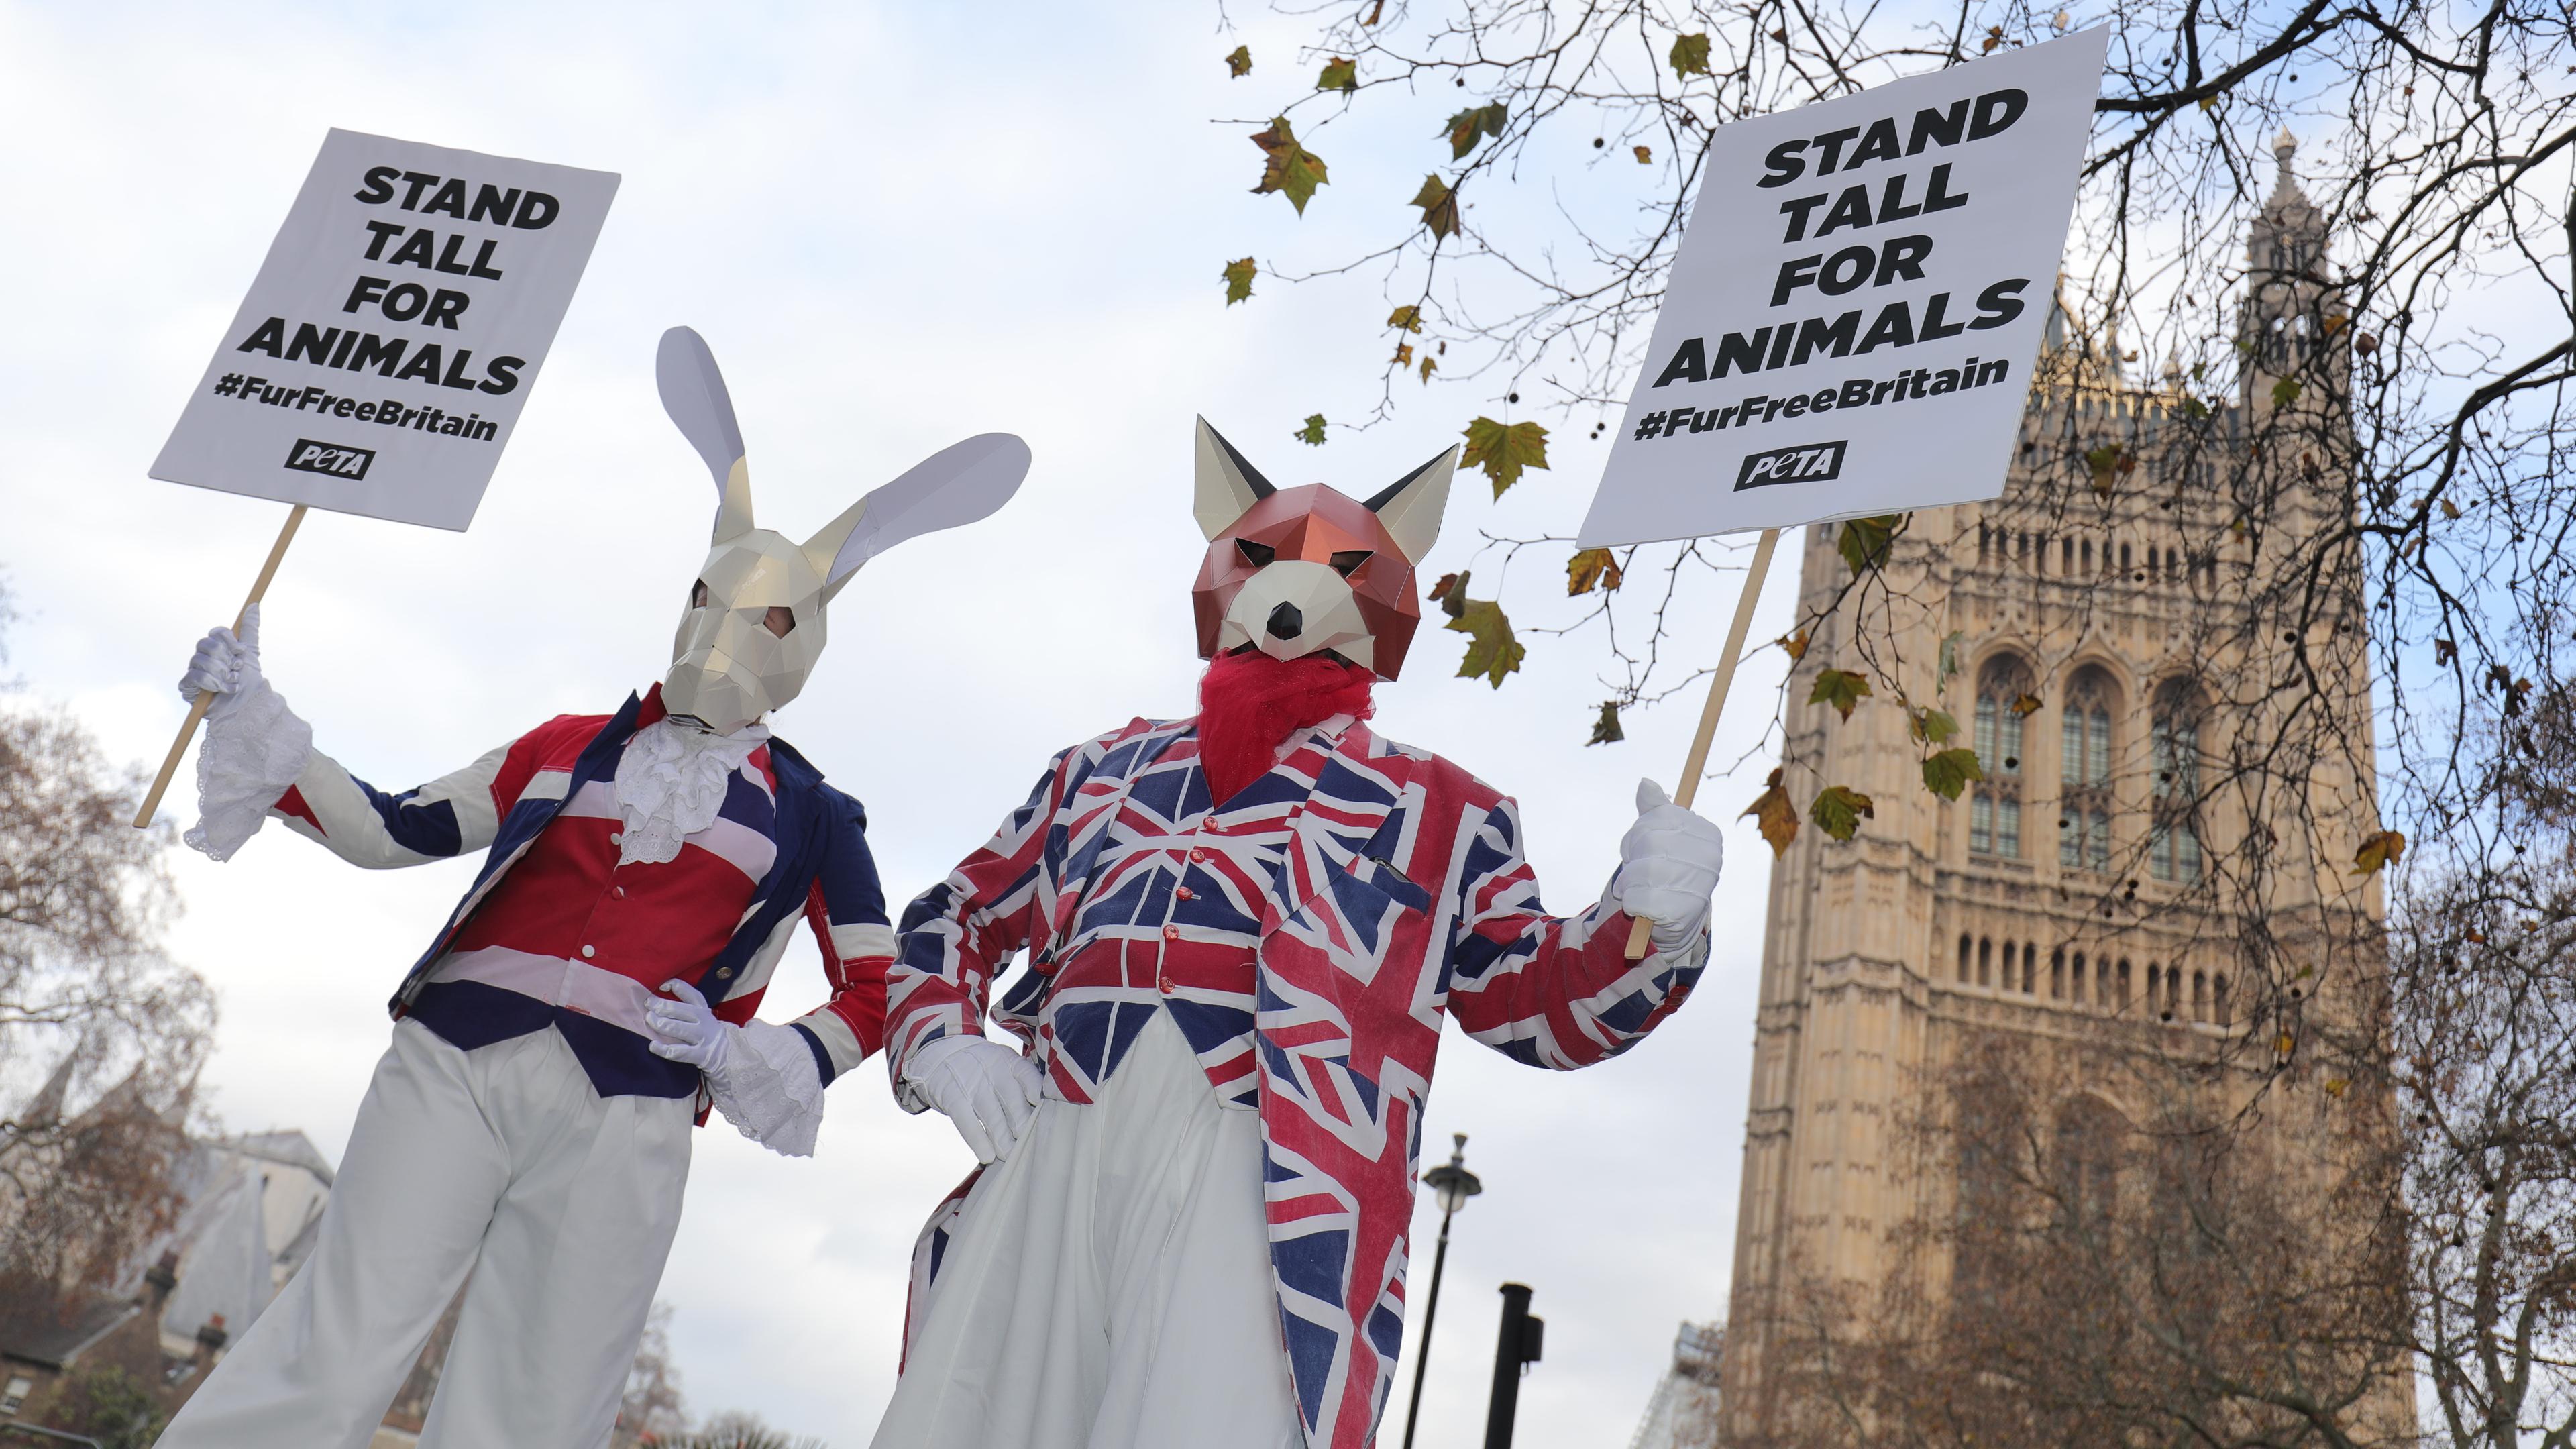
[1587,700,1625,746]
[1448,597,1525,687]
[1442,101,1509,160]
[1920,747,1985,801]
[1808,668,1872,721]
[1410,174,1460,239]
[1741,769,1799,857]
[1294,413,1327,446]
[1318,56,1358,92]
[1250,117,1329,215]
[1837,514,1898,576]
[1810,785,1875,841]
[1221,256,1256,305]
[1460,416,1550,497]
[1670,32,1713,76]
[1225,44,1252,77]
[2272,376,2304,408]
[1910,706,1960,745]
[1388,305,1424,333]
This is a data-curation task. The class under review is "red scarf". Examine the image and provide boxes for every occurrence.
[1195,649,1376,806]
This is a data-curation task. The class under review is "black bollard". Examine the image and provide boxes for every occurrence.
[1481,1282,1545,1448]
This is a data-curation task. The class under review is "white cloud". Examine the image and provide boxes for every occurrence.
[0,4,1788,1444]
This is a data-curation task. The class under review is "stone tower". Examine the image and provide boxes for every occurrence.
[1713,133,2392,1440]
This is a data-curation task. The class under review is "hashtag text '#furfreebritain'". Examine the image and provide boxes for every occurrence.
[209,374,500,441]
[1631,355,2011,442]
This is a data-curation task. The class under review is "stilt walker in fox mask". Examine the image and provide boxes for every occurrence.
[861,421,1723,1449]
[154,329,1028,1449]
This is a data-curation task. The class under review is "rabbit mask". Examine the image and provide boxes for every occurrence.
[656,327,1032,735]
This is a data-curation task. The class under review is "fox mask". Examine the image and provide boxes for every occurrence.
[1189,417,1460,681]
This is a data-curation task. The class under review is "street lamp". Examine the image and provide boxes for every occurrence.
[1400,1132,1483,1449]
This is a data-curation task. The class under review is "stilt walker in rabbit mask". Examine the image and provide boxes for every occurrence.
[156,329,1028,1449]
[866,420,1723,1449]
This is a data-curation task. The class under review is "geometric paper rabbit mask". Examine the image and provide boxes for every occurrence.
[1188,416,1460,681]
[657,326,1032,734]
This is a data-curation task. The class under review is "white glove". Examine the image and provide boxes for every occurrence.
[178,604,270,722]
[904,1034,1044,1165]
[1611,778,1724,953]
[647,980,826,1157]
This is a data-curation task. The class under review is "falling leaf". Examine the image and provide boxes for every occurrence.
[1811,785,1875,841]
[1411,174,1461,239]
[1633,144,1654,164]
[1741,769,1799,857]
[1670,32,1713,77]
[1318,56,1358,92]
[1921,747,1985,800]
[1566,547,1624,596]
[1448,598,1526,687]
[1780,629,1811,661]
[1419,354,1439,384]
[1250,117,1330,215]
[1587,700,1625,746]
[1910,707,1961,745]
[1393,343,1414,366]
[1225,44,1253,78]
[1429,570,1466,616]
[1294,413,1328,446]
[2271,376,2303,408]
[1462,416,1552,497]
[1388,305,1425,333]
[2439,498,2461,520]
[1809,668,1872,721]
[1837,515,1898,576]
[1222,256,1257,305]
[1442,101,1509,160]
[2010,693,2043,717]
[2353,829,2406,875]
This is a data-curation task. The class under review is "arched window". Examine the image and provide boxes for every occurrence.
[2059,667,2117,872]
[1972,655,2033,859]
[2151,680,2205,883]
[2020,943,2036,994]
[1958,933,1973,983]
[2051,948,2066,1000]
[2191,970,2209,1023]
[2212,974,2231,1027]
[2117,958,2133,1011]
[2072,950,2089,1007]
[1978,936,1993,987]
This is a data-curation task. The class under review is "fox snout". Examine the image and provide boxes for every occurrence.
[1221,560,1374,666]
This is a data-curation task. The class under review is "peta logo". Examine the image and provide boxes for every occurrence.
[1735,441,1847,491]
[282,439,376,480]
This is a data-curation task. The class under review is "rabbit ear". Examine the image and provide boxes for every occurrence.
[806,433,1033,604]
[657,327,755,542]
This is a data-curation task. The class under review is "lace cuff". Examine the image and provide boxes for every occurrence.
[708,1019,828,1158]
[184,683,313,862]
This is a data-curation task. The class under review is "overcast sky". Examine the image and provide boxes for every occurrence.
[0,3,1801,1444]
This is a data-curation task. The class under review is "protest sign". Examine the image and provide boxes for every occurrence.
[1576,33,2106,957]
[1578,28,2108,547]
[134,130,616,827]
[151,129,619,531]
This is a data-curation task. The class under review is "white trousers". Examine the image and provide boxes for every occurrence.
[873,1010,1304,1449]
[160,1020,692,1449]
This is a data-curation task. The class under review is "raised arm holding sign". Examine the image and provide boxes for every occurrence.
[132,129,619,827]
[1574,30,2109,957]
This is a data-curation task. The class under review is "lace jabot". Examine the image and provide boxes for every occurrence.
[612,717,769,867]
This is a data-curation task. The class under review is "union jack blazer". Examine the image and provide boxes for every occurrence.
[882,714,1705,1449]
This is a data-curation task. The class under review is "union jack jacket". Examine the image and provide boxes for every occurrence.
[881,714,1705,1449]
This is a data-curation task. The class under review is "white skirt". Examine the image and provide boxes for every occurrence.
[871,1010,1305,1449]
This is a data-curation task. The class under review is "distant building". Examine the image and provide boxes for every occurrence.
[1628,1322,1722,1449]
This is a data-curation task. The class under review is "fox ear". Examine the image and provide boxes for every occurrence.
[657,327,755,542]
[1362,445,1460,564]
[1193,417,1275,540]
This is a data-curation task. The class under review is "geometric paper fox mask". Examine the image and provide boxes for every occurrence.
[1189,417,1460,681]
[657,327,1031,734]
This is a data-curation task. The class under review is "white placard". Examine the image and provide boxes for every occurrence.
[1578,30,2108,546]
[150,129,619,531]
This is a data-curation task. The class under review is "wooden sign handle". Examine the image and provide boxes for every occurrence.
[132,504,309,830]
[1625,526,1782,961]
